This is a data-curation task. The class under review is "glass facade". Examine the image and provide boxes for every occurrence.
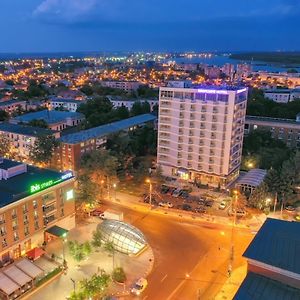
[98,220,147,255]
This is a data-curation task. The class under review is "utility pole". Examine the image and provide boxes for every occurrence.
[273,192,277,213]
[146,179,152,209]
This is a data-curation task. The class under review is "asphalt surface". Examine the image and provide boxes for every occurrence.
[105,202,254,300]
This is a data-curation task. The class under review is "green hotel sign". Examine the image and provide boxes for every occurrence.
[29,172,73,194]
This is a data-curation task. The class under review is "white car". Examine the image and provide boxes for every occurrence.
[131,278,148,295]
[159,201,173,208]
[219,201,227,210]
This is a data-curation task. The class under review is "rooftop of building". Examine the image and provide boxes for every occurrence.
[12,110,84,125]
[0,123,57,137]
[243,218,300,275]
[236,169,267,188]
[59,113,156,144]
[48,97,84,104]
[264,88,300,93]
[0,159,73,207]
[234,272,300,300]
[246,115,300,125]
[164,82,247,92]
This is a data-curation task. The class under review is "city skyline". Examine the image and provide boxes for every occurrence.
[1,0,300,53]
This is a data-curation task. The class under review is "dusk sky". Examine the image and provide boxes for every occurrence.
[1,0,299,53]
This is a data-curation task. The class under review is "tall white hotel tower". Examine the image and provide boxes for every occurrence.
[157,82,248,188]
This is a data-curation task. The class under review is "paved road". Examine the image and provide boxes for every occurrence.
[104,202,254,300]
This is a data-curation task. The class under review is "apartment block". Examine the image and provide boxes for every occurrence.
[0,158,75,264]
[245,115,300,148]
[0,123,60,161]
[98,81,141,92]
[157,85,248,188]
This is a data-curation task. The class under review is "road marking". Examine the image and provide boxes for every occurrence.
[161,274,168,282]
[142,296,148,300]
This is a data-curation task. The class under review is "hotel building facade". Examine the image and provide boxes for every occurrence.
[157,84,248,188]
[0,159,75,264]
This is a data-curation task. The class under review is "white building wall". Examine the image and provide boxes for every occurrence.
[157,86,247,188]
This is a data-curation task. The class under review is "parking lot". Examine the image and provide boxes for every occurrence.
[140,184,238,218]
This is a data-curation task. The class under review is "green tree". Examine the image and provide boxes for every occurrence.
[91,229,102,248]
[28,119,48,128]
[112,267,126,283]
[248,182,270,210]
[0,133,11,157]
[76,173,99,206]
[131,101,150,116]
[115,105,130,119]
[0,110,9,121]
[29,135,59,165]
[68,291,85,300]
[103,241,115,269]
[80,273,110,299]
[68,241,86,264]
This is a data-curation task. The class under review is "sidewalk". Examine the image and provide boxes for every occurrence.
[214,265,247,300]
[30,217,154,300]
[111,191,265,231]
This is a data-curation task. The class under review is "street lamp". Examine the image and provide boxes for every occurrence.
[113,183,117,201]
[146,179,152,208]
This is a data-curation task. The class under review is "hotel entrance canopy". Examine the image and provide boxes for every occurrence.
[45,225,68,238]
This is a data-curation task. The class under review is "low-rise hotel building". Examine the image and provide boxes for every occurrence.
[157,84,248,188]
[0,158,75,264]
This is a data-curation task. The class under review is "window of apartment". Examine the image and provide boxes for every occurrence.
[12,219,18,231]
[23,203,28,214]
[0,214,5,224]
[195,93,206,101]
[206,93,217,101]
[13,232,19,241]
[61,208,64,217]
[24,214,29,225]
[179,112,184,118]
[191,104,196,111]
[24,226,29,236]
[34,210,39,220]
[184,92,193,100]
[0,226,6,236]
[2,238,7,248]
[180,104,185,110]
[174,92,183,99]
[33,200,38,209]
[11,209,17,219]
[188,154,192,160]
[34,220,39,230]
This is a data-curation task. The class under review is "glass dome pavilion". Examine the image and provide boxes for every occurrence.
[98,220,147,255]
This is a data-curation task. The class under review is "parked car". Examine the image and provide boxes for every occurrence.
[90,209,104,217]
[172,188,182,198]
[131,278,148,295]
[194,206,206,213]
[159,201,173,208]
[167,187,176,195]
[219,201,227,210]
[180,191,189,199]
[161,185,170,194]
[228,209,246,217]
[285,205,296,212]
[182,204,192,211]
[204,200,214,207]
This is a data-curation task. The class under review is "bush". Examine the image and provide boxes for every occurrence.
[112,267,126,283]
[36,267,62,287]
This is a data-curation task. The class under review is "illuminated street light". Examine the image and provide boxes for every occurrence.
[146,179,152,208]
[113,183,117,201]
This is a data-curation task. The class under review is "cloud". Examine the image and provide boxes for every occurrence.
[33,0,98,22]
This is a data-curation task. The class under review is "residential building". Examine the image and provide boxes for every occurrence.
[263,88,300,103]
[107,96,158,112]
[0,100,27,115]
[236,63,252,79]
[0,123,60,161]
[234,218,300,299]
[204,66,221,79]
[47,98,85,112]
[57,114,157,171]
[98,81,141,91]
[245,115,300,148]
[10,110,85,131]
[0,158,75,263]
[222,63,235,80]
[258,72,300,88]
[157,85,248,188]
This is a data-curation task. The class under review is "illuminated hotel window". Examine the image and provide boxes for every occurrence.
[66,189,74,201]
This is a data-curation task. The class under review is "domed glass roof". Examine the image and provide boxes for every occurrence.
[98,220,147,255]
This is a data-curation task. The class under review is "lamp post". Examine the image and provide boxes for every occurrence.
[61,232,67,264]
[146,179,152,208]
[113,183,117,201]
[70,278,76,294]
[100,180,104,200]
